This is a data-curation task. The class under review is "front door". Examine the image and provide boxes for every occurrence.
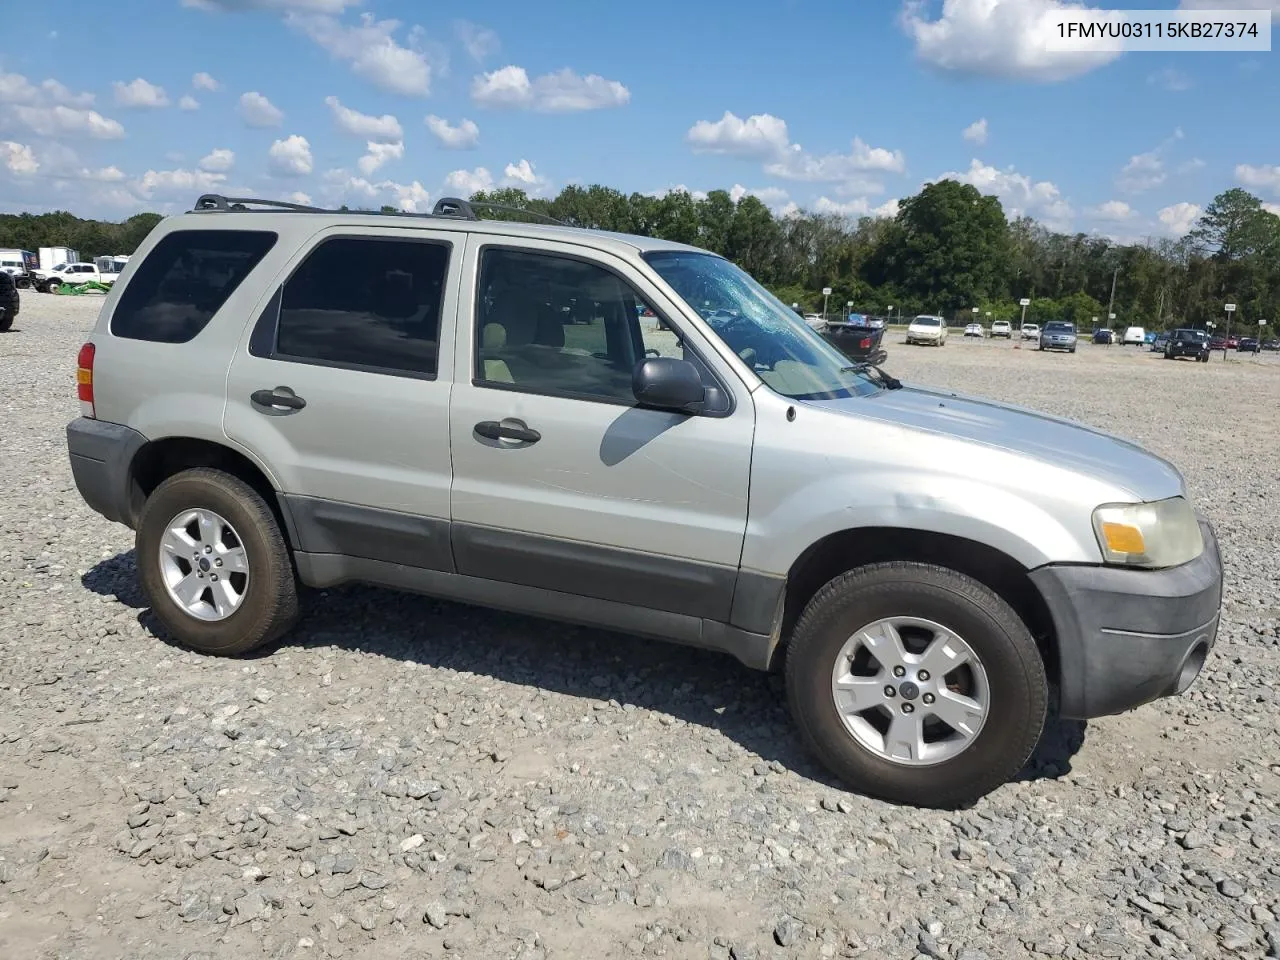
[224,227,460,571]
[447,235,755,622]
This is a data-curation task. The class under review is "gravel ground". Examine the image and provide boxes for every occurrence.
[2,295,1279,960]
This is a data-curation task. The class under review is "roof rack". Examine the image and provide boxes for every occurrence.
[193,194,326,213]
[193,193,570,228]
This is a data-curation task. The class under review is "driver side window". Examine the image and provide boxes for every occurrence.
[474,247,676,404]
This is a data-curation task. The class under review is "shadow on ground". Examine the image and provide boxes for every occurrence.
[83,550,1086,799]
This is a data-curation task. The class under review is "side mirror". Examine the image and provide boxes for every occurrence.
[632,357,705,412]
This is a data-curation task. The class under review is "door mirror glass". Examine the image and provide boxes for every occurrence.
[632,357,705,412]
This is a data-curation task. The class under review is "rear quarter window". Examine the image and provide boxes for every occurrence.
[110,229,277,343]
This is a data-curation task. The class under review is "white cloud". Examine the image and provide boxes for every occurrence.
[901,0,1122,82]
[766,138,906,182]
[425,115,480,149]
[1264,202,1280,217]
[12,104,125,139]
[1158,201,1202,236]
[286,190,312,205]
[1089,200,1135,221]
[268,135,313,177]
[179,95,201,111]
[1,141,38,176]
[939,158,1073,228]
[471,66,630,112]
[199,148,235,172]
[813,196,900,219]
[238,91,283,127]
[192,72,220,92]
[962,118,988,145]
[1236,163,1280,195]
[380,179,431,213]
[183,0,361,11]
[356,140,404,176]
[133,167,227,199]
[728,184,790,208]
[687,111,791,158]
[1179,0,1280,12]
[324,96,402,142]
[687,110,902,188]
[287,13,433,97]
[455,20,499,61]
[1148,67,1193,92]
[1178,158,1206,174]
[1117,151,1165,193]
[502,159,540,185]
[0,73,95,107]
[86,166,127,182]
[113,78,169,108]
[444,166,494,195]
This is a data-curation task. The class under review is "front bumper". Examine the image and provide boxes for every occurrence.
[1041,337,1076,349]
[66,417,148,527]
[1029,519,1223,719]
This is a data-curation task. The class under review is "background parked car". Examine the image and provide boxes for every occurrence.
[1150,332,1170,352]
[964,322,984,337]
[1092,328,1114,344]
[1039,320,1077,353]
[906,314,948,345]
[1020,323,1039,340]
[1122,326,1146,346]
[1164,328,1210,362]
[1226,334,1240,349]
[991,320,1012,338]
[1262,338,1280,351]
[1237,336,1260,353]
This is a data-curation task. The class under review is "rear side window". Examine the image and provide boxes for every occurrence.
[111,230,276,343]
[273,237,449,378]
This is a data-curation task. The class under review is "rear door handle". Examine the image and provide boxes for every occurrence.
[251,386,306,412]
[474,419,541,444]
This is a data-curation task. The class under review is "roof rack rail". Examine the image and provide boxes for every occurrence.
[431,197,477,220]
[193,194,326,213]
[470,201,566,227]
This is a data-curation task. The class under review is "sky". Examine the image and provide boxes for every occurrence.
[0,0,1277,243]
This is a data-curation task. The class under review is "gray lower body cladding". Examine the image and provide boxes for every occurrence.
[66,417,148,526]
[1029,520,1223,719]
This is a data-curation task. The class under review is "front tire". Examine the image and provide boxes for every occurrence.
[785,562,1047,808]
[136,468,298,656]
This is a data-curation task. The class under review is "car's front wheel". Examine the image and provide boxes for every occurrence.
[135,468,299,656]
[786,562,1047,808]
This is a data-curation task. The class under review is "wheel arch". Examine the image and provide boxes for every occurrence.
[126,436,297,548]
[777,527,1058,691]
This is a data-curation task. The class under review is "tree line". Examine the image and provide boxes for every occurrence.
[4,182,1277,334]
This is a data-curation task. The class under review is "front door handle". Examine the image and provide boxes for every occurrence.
[474,419,541,444]
[251,386,306,412]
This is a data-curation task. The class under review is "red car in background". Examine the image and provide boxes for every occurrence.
[1226,335,1240,348]
[1209,335,1227,350]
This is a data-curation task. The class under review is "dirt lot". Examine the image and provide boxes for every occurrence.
[2,294,1278,960]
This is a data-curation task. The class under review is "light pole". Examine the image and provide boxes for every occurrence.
[846,299,853,321]
[887,305,894,326]
[972,306,980,333]
[1224,302,1235,360]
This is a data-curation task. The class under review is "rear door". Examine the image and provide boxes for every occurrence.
[224,226,461,572]
[446,235,756,622]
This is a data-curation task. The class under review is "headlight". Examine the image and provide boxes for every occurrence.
[1092,497,1203,568]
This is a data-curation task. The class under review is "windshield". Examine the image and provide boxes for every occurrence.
[1044,321,1074,332]
[643,251,881,400]
[912,316,941,326]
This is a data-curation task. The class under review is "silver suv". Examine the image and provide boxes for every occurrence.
[65,194,1223,808]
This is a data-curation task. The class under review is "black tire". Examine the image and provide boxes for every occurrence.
[135,468,299,656]
[785,562,1048,808]
[45,279,60,294]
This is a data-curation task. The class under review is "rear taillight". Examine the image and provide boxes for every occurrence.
[77,342,95,418]
[860,338,871,350]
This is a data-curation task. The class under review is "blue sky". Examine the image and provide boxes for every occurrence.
[0,0,1277,241]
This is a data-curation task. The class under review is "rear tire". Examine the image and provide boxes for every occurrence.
[785,562,1047,808]
[136,468,298,656]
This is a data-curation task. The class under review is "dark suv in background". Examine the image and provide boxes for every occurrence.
[1164,329,1210,362]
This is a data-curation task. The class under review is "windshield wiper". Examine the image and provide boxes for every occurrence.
[841,361,902,390]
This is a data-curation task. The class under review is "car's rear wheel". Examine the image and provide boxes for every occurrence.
[136,468,298,656]
[785,562,1047,808]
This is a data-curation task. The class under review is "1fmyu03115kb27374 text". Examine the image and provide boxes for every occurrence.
[1045,8,1272,52]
